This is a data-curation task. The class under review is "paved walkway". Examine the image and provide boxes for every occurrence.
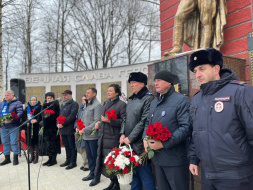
[0,149,131,190]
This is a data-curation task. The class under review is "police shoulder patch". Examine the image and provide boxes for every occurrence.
[231,80,246,85]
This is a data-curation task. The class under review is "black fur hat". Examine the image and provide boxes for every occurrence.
[128,72,147,85]
[189,48,223,72]
[45,92,55,99]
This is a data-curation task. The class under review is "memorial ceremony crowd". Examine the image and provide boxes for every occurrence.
[1,48,253,190]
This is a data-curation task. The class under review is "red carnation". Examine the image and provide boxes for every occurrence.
[108,156,113,161]
[108,164,113,169]
[115,166,120,170]
[107,113,112,120]
[44,110,55,118]
[10,112,19,119]
[32,109,36,112]
[134,161,139,166]
[153,132,161,140]
[130,156,135,162]
[115,149,120,158]
[123,167,129,173]
[154,122,162,128]
[146,128,154,136]
[124,151,129,157]
[106,161,109,165]
[111,159,116,164]
[56,116,66,124]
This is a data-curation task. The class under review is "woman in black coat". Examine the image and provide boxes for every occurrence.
[94,84,127,190]
[22,96,42,164]
[39,92,61,166]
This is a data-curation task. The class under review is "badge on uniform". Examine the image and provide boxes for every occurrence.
[214,101,224,112]
[161,111,166,116]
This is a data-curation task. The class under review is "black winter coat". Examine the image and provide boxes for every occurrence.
[22,102,42,146]
[120,87,154,155]
[59,99,79,135]
[188,69,253,179]
[39,100,61,156]
[143,86,191,166]
[95,97,126,178]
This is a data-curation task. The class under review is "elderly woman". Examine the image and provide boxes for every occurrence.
[22,96,42,164]
[92,84,126,190]
[39,92,61,166]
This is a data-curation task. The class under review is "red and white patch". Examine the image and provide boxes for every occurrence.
[214,101,224,112]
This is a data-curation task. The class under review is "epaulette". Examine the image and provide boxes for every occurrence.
[230,80,246,85]
[146,92,153,95]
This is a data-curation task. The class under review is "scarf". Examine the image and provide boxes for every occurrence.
[27,105,39,120]
[62,97,73,106]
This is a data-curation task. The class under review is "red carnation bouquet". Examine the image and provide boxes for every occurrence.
[56,116,66,135]
[142,122,171,159]
[0,112,19,126]
[90,109,117,135]
[44,110,55,118]
[104,145,141,182]
[75,119,85,141]
[39,110,55,136]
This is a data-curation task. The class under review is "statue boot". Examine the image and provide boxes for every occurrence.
[163,25,184,58]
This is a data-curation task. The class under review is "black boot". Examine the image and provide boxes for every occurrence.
[29,146,34,163]
[33,145,39,164]
[13,154,19,165]
[111,179,120,190]
[0,155,11,166]
[47,155,57,166]
[103,179,115,190]
[42,156,52,166]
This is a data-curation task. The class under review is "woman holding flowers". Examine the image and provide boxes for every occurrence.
[39,92,61,166]
[93,84,126,190]
[21,96,42,164]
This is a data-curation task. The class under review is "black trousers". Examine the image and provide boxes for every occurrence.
[154,165,189,190]
[202,174,253,190]
[61,135,77,163]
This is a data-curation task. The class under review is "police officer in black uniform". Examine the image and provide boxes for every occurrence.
[188,48,253,190]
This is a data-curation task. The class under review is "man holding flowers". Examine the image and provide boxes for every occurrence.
[120,72,156,190]
[143,70,191,190]
[0,90,23,166]
[58,90,79,170]
[81,88,102,186]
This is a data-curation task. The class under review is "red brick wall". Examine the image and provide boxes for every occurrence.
[160,0,253,82]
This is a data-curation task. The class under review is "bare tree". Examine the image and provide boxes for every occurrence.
[0,0,160,84]
[0,0,16,98]
[3,30,17,90]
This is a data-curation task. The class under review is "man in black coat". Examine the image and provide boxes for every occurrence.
[120,72,156,190]
[143,70,191,190]
[188,48,253,190]
[57,90,79,170]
